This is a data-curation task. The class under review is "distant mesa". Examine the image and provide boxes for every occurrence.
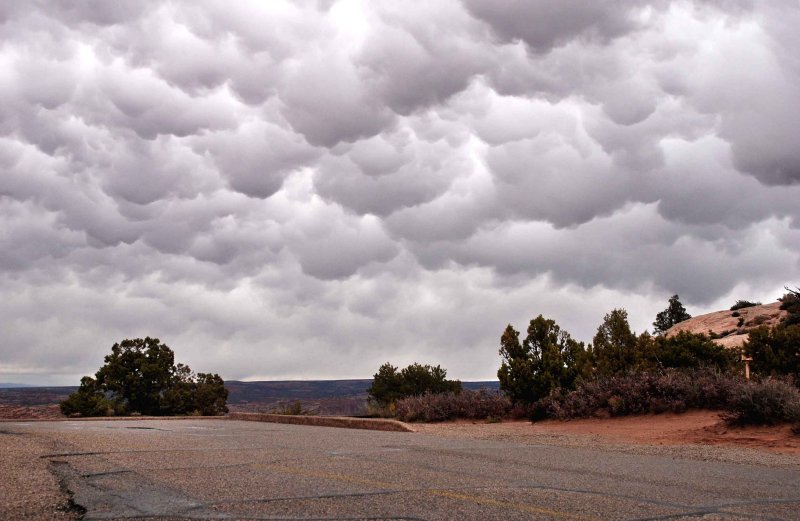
[666,301,787,349]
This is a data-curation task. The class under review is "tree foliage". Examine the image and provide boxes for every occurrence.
[738,285,800,381]
[497,307,741,407]
[498,316,591,404]
[59,376,117,417]
[593,309,640,376]
[496,287,800,417]
[367,362,461,408]
[60,337,228,417]
[652,295,692,334]
[780,286,800,327]
[650,331,738,372]
[744,325,800,381]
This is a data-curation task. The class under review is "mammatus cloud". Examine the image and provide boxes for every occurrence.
[1,0,799,384]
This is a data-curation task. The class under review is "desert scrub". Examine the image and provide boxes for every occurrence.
[730,300,761,311]
[529,370,800,428]
[723,379,800,426]
[531,369,740,420]
[395,389,511,422]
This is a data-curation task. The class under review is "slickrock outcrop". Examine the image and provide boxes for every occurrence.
[666,301,786,349]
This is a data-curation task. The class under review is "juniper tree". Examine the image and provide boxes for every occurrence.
[498,316,591,404]
[653,295,692,335]
[60,337,228,417]
[594,309,639,376]
[367,362,461,408]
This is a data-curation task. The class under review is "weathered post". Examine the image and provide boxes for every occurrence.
[741,353,753,380]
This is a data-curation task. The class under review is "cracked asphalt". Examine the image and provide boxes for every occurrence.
[1,419,799,520]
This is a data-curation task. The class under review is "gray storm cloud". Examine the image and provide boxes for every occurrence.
[1,0,799,384]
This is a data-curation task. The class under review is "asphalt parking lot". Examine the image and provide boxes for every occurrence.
[2,418,799,520]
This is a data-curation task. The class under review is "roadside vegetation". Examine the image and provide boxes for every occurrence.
[60,337,228,417]
[395,389,511,423]
[367,362,461,414]
[375,288,800,430]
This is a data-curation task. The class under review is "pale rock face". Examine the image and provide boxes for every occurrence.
[666,302,787,349]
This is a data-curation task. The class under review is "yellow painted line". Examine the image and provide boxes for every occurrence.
[253,463,601,521]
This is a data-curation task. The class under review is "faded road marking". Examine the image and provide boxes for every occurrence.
[256,463,602,521]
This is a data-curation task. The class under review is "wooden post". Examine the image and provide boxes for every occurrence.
[741,354,753,380]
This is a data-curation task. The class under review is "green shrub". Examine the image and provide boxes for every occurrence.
[59,376,117,417]
[367,362,461,408]
[744,325,800,381]
[780,287,800,327]
[650,332,738,372]
[730,300,761,311]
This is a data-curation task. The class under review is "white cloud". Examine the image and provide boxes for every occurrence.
[1,0,799,384]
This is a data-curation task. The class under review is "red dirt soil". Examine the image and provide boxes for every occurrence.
[416,411,800,456]
[0,405,63,420]
[531,411,800,455]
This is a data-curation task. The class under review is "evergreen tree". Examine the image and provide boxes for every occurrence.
[594,309,639,376]
[653,294,692,334]
[60,337,228,417]
[744,324,800,380]
[497,324,534,403]
[780,286,800,327]
[367,362,461,408]
[652,331,738,371]
[498,316,591,404]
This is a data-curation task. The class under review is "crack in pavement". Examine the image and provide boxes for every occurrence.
[40,446,285,458]
[81,462,254,478]
[45,455,799,521]
[49,459,222,520]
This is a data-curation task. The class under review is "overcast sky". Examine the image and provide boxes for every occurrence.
[2,0,799,385]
